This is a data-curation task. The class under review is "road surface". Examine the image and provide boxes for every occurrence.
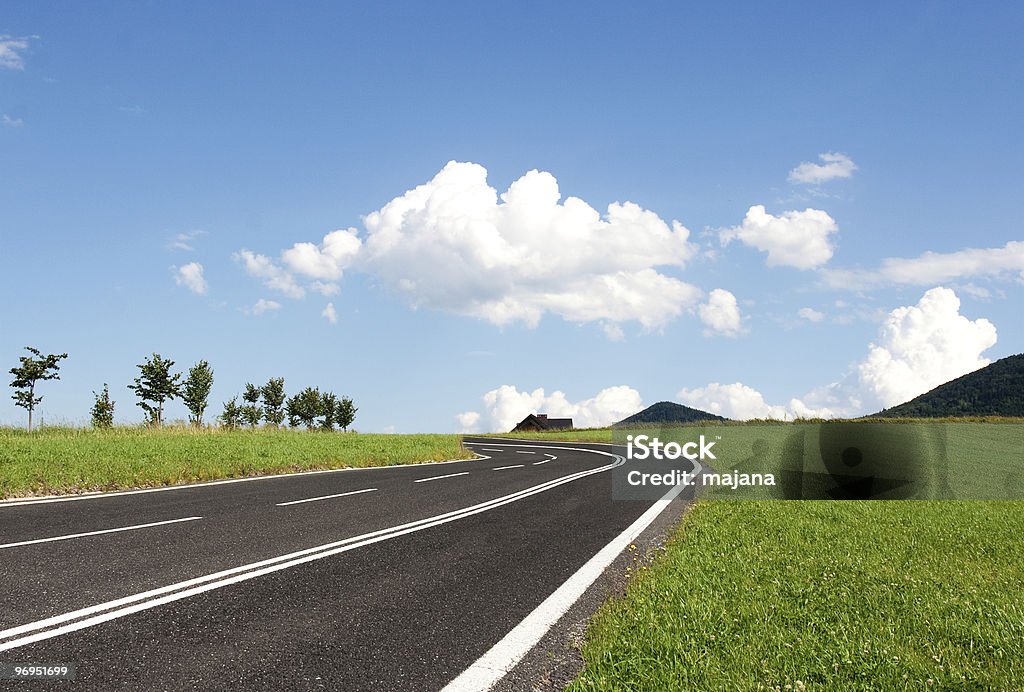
[0,437,700,690]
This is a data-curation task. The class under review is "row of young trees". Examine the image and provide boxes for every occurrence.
[219,382,356,431]
[8,346,357,432]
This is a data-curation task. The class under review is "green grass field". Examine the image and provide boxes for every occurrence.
[482,427,615,443]
[0,427,470,498]
[570,421,1024,690]
[570,500,1024,690]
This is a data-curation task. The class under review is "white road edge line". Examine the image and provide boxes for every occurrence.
[0,517,203,550]
[0,443,623,652]
[275,488,377,506]
[443,458,702,692]
[413,472,470,484]
[492,465,524,471]
[0,454,488,508]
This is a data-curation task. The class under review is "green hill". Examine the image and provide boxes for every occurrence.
[872,353,1024,418]
[614,401,728,427]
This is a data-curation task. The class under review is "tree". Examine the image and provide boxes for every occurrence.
[286,387,324,430]
[181,360,214,426]
[9,346,68,431]
[320,391,338,431]
[91,384,115,429]
[336,396,357,432]
[219,397,242,429]
[127,353,181,427]
[241,383,262,428]
[261,377,286,427]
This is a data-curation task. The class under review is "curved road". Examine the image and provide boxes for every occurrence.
[0,437,700,690]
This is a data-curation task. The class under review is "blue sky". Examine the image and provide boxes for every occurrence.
[2,2,1022,432]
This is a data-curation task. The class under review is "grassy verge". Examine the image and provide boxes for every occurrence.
[571,422,1024,689]
[482,428,614,443]
[571,500,1024,690]
[0,427,470,499]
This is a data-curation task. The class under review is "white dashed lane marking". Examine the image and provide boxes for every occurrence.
[413,472,471,484]
[276,488,378,507]
[0,517,203,550]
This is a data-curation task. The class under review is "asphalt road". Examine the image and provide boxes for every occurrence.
[0,437,701,690]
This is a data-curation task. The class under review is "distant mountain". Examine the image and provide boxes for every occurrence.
[872,353,1024,418]
[614,401,728,427]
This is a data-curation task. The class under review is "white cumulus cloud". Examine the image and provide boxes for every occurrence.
[682,286,999,420]
[455,411,481,433]
[602,323,625,341]
[855,287,997,408]
[678,382,836,420]
[312,281,340,296]
[173,262,207,295]
[2,113,23,127]
[678,382,786,420]
[798,307,825,322]
[821,241,1024,289]
[698,288,744,336]
[235,249,306,299]
[720,205,838,269]
[788,152,857,184]
[0,36,30,70]
[282,228,362,281]
[248,298,281,315]
[460,384,643,433]
[167,230,206,251]
[361,161,700,328]
[321,302,337,324]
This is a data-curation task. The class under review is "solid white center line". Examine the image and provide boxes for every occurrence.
[0,517,203,550]
[492,465,524,471]
[275,488,377,506]
[414,472,470,484]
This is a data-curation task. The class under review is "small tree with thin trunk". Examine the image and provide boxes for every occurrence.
[261,377,286,427]
[219,396,242,429]
[241,383,262,428]
[91,384,115,429]
[127,353,181,427]
[182,360,214,426]
[336,396,357,432]
[286,387,323,430]
[9,346,68,432]
[321,391,338,431]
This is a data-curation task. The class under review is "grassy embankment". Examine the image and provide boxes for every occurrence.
[0,427,471,499]
[484,427,616,443]
[508,421,1024,689]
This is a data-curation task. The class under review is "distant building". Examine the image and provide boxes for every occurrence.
[511,413,573,433]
